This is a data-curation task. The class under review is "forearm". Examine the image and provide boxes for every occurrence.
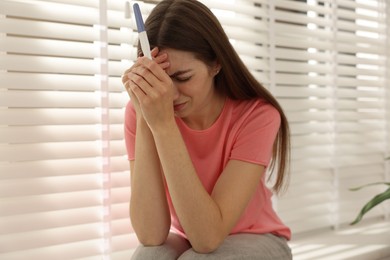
[152,123,226,252]
[130,119,170,245]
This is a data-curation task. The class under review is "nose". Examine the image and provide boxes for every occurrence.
[172,83,180,100]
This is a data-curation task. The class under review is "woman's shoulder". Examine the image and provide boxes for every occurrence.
[229,98,280,121]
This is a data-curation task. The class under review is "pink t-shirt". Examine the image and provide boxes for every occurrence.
[124,98,291,240]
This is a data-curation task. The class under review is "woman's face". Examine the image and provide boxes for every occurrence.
[162,48,222,127]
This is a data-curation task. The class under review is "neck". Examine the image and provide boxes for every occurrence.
[183,95,226,130]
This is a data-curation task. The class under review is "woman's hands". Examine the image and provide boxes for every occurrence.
[122,47,175,131]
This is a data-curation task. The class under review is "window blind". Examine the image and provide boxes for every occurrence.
[274,0,389,234]
[0,0,104,259]
[334,0,388,226]
[1,0,389,259]
[105,1,142,258]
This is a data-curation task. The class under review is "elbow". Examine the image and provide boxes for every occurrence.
[137,234,167,247]
[130,208,171,247]
[191,234,224,254]
[192,245,218,254]
[131,219,170,247]
[133,222,170,246]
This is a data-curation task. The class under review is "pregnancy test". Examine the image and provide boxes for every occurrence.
[133,3,152,59]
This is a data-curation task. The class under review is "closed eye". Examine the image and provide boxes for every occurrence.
[173,76,192,82]
[168,69,193,83]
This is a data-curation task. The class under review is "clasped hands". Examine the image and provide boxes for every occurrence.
[122,47,175,130]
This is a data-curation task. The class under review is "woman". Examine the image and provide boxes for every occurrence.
[122,0,292,259]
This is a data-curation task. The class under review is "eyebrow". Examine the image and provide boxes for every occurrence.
[168,69,192,78]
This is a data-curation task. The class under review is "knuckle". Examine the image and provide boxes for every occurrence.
[149,62,158,71]
[129,83,136,91]
[133,75,143,85]
[140,66,148,75]
[134,66,146,76]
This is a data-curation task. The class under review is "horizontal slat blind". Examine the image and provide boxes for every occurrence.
[200,0,271,86]
[387,2,390,220]
[273,0,336,233]
[1,0,389,259]
[0,0,104,259]
[335,0,388,225]
[275,0,389,235]
[105,1,139,258]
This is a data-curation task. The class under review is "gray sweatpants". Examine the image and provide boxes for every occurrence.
[131,232,292,260]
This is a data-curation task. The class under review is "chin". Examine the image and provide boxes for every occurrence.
[174,108,191,118]
[174,111,185,118]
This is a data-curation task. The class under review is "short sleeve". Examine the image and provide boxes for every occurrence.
[124,101,136,160]
[230,103,281,167]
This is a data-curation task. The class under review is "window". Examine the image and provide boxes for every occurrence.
[274,0,389,234]
[0,0,389,258]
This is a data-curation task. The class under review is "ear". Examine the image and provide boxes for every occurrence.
[211,61,222,76]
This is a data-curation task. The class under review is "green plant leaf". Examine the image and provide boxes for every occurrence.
[349,182,390,192]
[350,187,390,225]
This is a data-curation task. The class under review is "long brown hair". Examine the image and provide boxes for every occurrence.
[141,0,290,194]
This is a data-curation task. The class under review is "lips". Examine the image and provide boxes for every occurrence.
[174,102,186,111]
